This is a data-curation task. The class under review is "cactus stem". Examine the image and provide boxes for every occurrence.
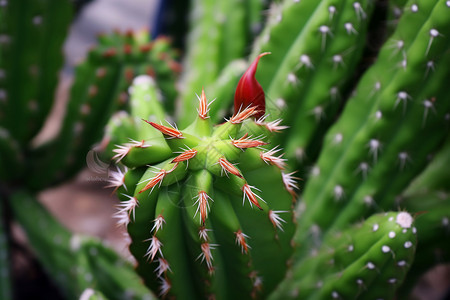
[235,230,251,254]
[143,119,184,139]
[218,157,243,178]
[260,147,287,170]
[144,236,163,262]
[194,191,213,224]
[152,215,166,233]
[242,183,264,210]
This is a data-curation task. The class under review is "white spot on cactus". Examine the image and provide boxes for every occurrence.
[316,281,323,288]
[411,4,418,12]
[276,98,287,109]
[0,89,7,102]
[353,2,367,20]
[395,91,411,113]
[295,147,306,161]
[389,216,394,221]
[398,260,407,267]
[382,245,390,253]
[311,166,320,177]
[374,110,382,120]
[404,241,413,248]
[287,72,300,85]
[329,6,336,20]
[372,223,379,232]
[388,278,397,284]
[0,0,7,7]
[356,279,364,285]
[400,54,407,70]
[426,29,441,55]
[393,6,402,18]
[333,185,344,201]
[348,244,354,252]
[396,212,413,228]
[333,133,343,145]
[312,106,325,122]
[0,34,10,45]
[398,152,411,170]
[332,55,344,69]
[389,231,396,238]
[356,162,370,179]
[332,291,339,299]
[412,227,417,234]
[368,139,381,163]
[330,86,339,101]
[422,99,436,126]
[318,25,332,51]
[442,217,449,227]
[363,195,374,206]
[447,0,450,7]
[344,22,358,35]
[299,54,314,69]
[367,262,375,270]
[32,15,43,25]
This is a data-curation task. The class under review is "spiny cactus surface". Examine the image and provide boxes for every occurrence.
[108,55,298,298]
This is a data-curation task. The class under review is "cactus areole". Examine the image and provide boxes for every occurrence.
[109,53,296,298]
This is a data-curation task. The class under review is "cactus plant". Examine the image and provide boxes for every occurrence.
[1,0,450,299]
[107,55,297,298]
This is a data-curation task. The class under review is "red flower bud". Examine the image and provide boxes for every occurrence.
[234,52,270,119]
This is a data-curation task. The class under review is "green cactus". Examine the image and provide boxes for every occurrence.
[251,0,377,172]
[178,0,267,126]
[108,67,297,298]
[294,0,450,249]
[27,30,180,190]
[0,0,72,145]
[9,190,156,300]
[271,212,418,299]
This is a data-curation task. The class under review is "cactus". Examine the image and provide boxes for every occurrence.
[107,56,297,298]
[0,0,72,145]
[177,0,267,126]
[270,212,418,299]
[9,190,156,300]
[27,30,180,189]
[395,138,450,295]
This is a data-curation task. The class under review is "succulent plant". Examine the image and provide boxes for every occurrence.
[106,54,297,298]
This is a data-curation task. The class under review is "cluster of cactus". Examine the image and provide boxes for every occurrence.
[1,0,449,299]
[0,0,179,299]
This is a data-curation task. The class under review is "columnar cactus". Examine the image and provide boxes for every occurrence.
[27,30,180,190]
[271,212,417,299]
[250,0,377,172]
[108,55,298,298]
[10,191,155,300]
